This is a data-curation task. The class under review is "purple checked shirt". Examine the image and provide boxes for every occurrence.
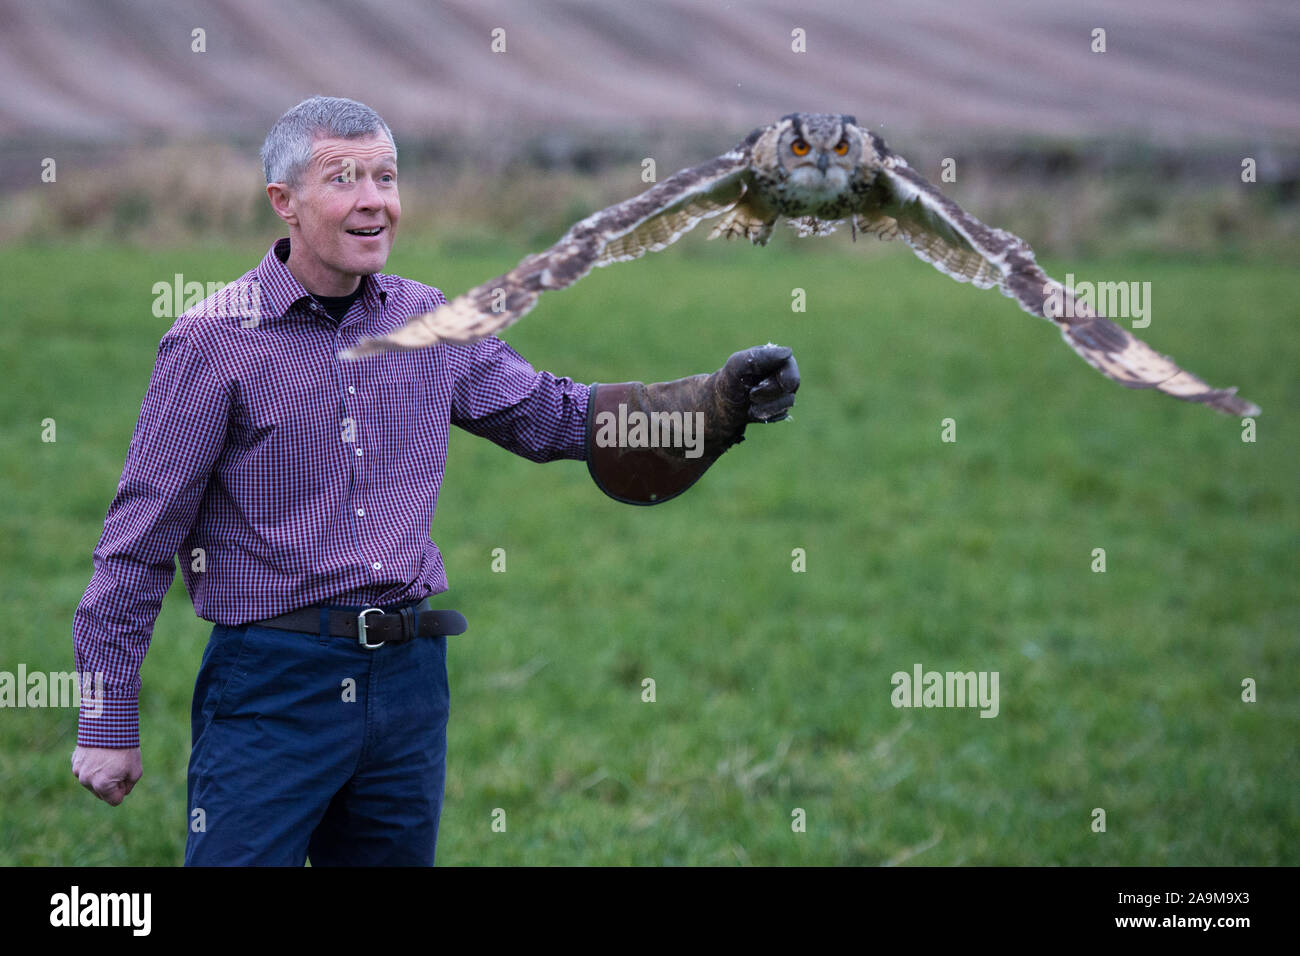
[73,238,590,747]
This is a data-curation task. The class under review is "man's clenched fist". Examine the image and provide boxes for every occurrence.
[720,343,801,424]
[72,746,142,806]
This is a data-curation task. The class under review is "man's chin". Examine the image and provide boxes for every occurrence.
[345,247,392,275]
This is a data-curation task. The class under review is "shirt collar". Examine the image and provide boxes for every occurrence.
[255,237,390,322]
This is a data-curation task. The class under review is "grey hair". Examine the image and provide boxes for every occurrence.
[260,95,396,185]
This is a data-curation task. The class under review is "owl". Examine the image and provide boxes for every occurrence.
[341,113,1259,417]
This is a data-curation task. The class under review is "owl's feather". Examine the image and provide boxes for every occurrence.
[339,115,1258,418]
[340,148,753,352]
[708,192,778,243]
[597,176,748,265]
[854,128,1259,416]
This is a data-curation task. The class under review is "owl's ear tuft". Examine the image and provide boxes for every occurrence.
[840,114,858,127]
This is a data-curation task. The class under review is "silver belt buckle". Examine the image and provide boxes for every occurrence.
[358,607,386,650]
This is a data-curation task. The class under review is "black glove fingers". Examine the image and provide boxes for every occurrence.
[728,344,793,386]
[778,356,800,393]
[750,357,801,403]
[750,377,782,403]
[750,392,796,422]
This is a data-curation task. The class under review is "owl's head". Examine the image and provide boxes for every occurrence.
[775,113,863,188]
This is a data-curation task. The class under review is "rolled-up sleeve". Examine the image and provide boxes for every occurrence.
[448,336,590,462]
[73,333,230,748]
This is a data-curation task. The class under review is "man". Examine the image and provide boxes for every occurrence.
[71,96,799,865]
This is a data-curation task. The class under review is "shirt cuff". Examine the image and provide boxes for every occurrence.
[76,694,140,749]
[569,381,592,460]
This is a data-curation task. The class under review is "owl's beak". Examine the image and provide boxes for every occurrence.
[816,152,829,173]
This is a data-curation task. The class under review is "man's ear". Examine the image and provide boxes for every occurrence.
[266,182,298,227]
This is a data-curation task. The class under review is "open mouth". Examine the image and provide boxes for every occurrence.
[346,226,385,237]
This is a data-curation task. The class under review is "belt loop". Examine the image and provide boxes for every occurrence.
[319,606,330,641]
[401,604,415,642]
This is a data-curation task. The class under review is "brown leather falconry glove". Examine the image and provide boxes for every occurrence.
[587,344,800,505]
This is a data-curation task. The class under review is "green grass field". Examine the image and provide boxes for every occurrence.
[1,235,1296,865]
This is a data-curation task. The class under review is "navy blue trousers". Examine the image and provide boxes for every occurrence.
[184,601,449,866]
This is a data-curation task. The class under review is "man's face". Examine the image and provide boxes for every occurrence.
[269,132,401,295]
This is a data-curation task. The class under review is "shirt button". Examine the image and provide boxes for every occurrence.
[356,508,365,517]
[372,562,382,571]
[348,386,356,394]
[355,447,363,456]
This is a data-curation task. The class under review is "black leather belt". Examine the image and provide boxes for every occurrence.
[252,599,468,650]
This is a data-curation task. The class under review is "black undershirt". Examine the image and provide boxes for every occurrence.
[311,282,365,322]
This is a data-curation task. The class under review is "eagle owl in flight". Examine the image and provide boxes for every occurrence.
[342,113,1258,417]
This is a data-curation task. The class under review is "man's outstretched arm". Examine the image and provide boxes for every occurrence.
[446,336,798,499]
[587,344,800,504]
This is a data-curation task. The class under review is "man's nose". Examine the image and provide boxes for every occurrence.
[354,175,383,208]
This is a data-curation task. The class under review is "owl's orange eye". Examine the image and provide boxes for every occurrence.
[833,140,849,156]
[791,139,810,156]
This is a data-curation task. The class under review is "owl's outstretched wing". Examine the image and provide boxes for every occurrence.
[853,128,1260,417]
[340,142,758,356]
